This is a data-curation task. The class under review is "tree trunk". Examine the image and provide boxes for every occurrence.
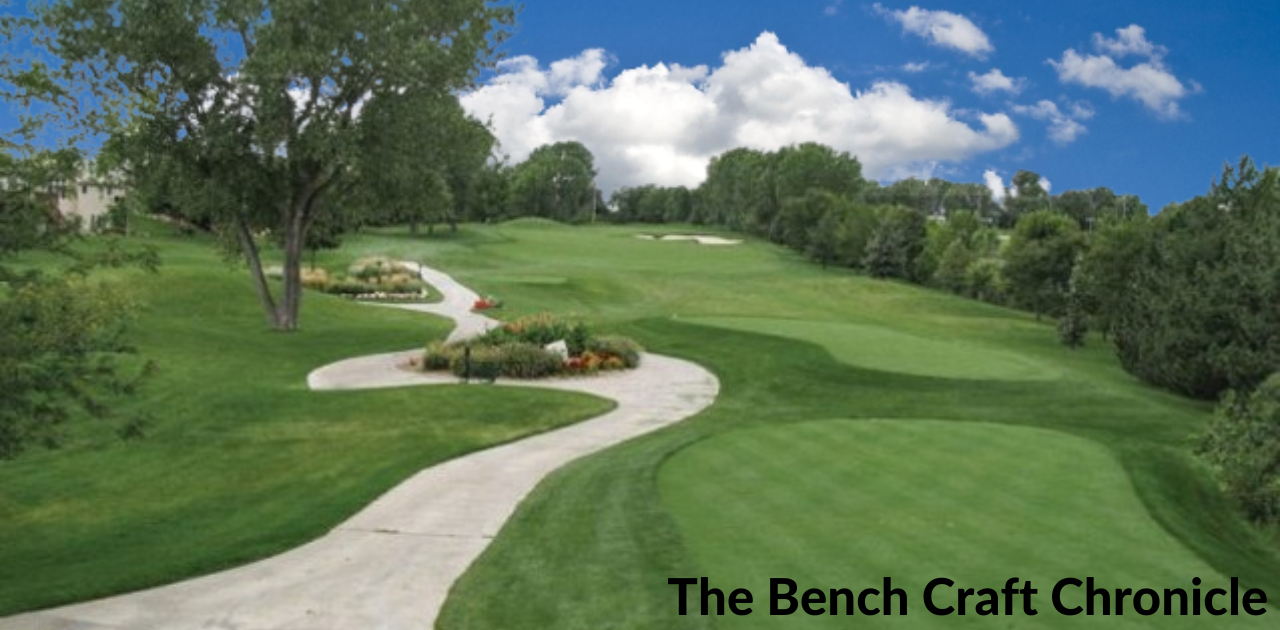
[233,217,285,330]
[277,207,307,332]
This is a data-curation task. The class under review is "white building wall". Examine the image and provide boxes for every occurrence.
[57,183,122,230]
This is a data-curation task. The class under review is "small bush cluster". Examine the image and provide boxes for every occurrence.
[421,314,643,380]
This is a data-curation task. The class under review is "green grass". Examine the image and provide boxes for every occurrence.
[0,226,612,614]
[413,221,1280,629]
[689,317,1058,381]
[5,219,1279,627]
[660,419,1267,628]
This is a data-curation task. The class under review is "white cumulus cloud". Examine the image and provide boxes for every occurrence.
[1092,25,1167,60]
[874,4,994,58]
[1010,100,1092,145]
[983,168,1007,204]
[462,32,1019,194]
[969,68,1024,95]
[1050,25,1194,119]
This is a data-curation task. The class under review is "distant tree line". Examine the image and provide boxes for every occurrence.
[599,142,1150,328]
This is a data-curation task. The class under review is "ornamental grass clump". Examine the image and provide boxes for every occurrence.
[423,341,459,371]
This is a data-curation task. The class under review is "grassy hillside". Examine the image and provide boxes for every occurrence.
[0,225,611,614]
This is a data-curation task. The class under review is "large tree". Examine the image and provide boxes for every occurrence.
[862,206,928,281]
[1071,214,1151,337]
[701,147,775,232]
[508,141,599,223]
[30,0,514,330]
[1001,210,1085,318]
[1111,159,1280,399]
[353,90,492,235]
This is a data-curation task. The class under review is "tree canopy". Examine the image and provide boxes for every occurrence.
[27,0,514,330]
[1111,159,1280,399]
[508,141,600,223]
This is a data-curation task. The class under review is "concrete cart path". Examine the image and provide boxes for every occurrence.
[3,264,719,630]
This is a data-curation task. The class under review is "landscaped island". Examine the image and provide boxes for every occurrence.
[420,314,643,381]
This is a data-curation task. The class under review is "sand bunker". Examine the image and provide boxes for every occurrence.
[635,234,742,246]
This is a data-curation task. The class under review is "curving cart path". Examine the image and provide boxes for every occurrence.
[2,264,719,630]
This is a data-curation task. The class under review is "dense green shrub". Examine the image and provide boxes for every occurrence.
[441,343,564,380]
[449,346,502,382]
[492,343,565,378]
[587,336,643,368]
[1200,374,1280,523]
[324,279,380,296]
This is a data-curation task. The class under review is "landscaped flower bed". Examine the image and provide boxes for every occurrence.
[473,296,503,311]
[421,314,642,381]
[290,257,434,303]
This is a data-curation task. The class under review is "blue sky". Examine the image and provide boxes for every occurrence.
[4,1,1277,209]
[470,0,1280,207]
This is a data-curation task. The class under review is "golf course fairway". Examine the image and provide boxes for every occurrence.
[659,419,1266,628]
[688,317,1058,381]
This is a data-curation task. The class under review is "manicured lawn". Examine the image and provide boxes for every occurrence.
[0,228,612,615]
[689,317,1058,381]
[660,419,1268,628]
[6,219,1279,628]
[418,221,1279,629]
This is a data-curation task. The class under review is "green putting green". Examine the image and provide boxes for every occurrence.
[659,419,1266,628]
[690,317,1057,381]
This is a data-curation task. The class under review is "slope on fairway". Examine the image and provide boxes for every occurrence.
[659,419,1266,629]
[689,317,1057,381]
